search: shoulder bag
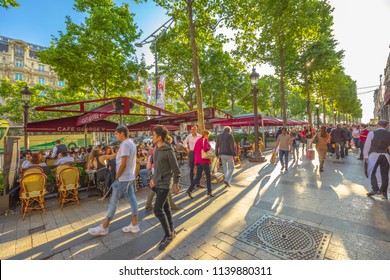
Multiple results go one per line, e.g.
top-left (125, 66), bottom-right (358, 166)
top-left (201, 138), bottom-right (216, 159)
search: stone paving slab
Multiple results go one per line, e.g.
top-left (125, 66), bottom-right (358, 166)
top-left (1, 147), bottom-right (389, 260)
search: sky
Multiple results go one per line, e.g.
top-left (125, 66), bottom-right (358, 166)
top-left (0, 0), bottom-right (389, 123)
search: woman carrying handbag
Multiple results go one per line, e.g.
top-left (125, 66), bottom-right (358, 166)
top-left (187, 130), bottom-right (214, 198)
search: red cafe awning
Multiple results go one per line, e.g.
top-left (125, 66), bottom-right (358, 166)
top-left (212, 115), bottom-right (283, 127)
top-left (150, 124), bottom-right (180, 131)
top-left (27, 116), bottom-right (118, 133)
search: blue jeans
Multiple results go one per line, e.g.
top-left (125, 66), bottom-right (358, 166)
top-left (189, 163), bottom-right (212, 194)
top-left (139, 169), bottom-right (152, 187)
top-left (279, 150), bottom-right (289, 169)
top-left (106, 180), bottom-right (138, 221)
top-left (220, 155), bottom-right (234, 183)
top-left (189, 151), bottom-right (195, 182)
top-left (353, 137), bottom-right (360, 148)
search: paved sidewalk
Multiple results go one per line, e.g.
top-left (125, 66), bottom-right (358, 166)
top-left (1, 148), bottom-right (390, 260)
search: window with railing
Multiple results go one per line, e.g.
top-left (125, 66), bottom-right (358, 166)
top-left (38, 64), bottom-right (45, 72)
top-left (38, 77), bottom-right (45, 84)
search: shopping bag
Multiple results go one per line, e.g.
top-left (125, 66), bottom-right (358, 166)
top-left (270, 152), bottom-right (277, 164)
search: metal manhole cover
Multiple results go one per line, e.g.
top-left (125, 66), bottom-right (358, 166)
top-left (237, 215), bottom-right (332, 260)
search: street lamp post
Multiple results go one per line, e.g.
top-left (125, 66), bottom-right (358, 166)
top-left (21, 85), bottom-right (32, 150)
top-left (315, 100), bottom-right (320, 129)
top-left (135, 18), bottom-right (173, 106)
top-left (249, 68), bottom-right (266, 163)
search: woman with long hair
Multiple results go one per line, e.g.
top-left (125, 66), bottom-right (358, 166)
top-left (312, 125), bottom-right (329, 172)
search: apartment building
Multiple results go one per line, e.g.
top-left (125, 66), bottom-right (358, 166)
top-left (0, 35), bottom-right (65, 88)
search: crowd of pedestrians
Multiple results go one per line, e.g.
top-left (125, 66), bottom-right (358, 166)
top-left (271, 121), bottom-right (389, 200)
top-left (20, 119), bottom-right (389, 252)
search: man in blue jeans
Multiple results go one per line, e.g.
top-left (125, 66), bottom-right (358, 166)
top-left (88, 125), bottom-right (140, 236)
top-left (150, 125), bottom-right (181, 251)
top-left (275, 127), bottom-right (292, 173)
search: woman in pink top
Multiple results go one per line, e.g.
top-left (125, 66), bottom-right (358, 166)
top-left (187, 130), bottom-right (213, 198)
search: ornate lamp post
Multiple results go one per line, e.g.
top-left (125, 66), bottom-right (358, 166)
top-left (249, 68), bottom-right (266, 163)
top-left (21, 85), bottom-right (32, 150)
top-left (315, 100), bottom-right (320, 129)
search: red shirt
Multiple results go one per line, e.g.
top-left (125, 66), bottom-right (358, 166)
top-left (194, 137), bottom-right (211, 165)
top-left (360, 129), bottom-right (369, 143)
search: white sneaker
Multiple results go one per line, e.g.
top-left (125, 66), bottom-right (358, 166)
top-left (122, 224), bottom-right (140, 233)
top-left (88, 224), bottom-right (109, 236)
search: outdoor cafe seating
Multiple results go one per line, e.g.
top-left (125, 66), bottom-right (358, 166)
top-left (19, 172), bottom-right (47, 220)
top-left (57, 167), bottom-right (80, 209)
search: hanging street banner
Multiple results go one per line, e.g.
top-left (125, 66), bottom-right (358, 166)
top-left (156, 74), bottom-right (166, 109)
top-left (146, 79), bottom-right (153, 117)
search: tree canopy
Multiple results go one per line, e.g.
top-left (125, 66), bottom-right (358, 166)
top-left (37, 0), bottom-right (146, 99)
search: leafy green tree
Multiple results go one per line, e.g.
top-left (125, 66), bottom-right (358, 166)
top-left (200, 37), bottom-right (249, 113)
top-left (0, 0), bottom-right (19, 9)
top-left (154, 0), bottom-right (223, 131)
top-left (37, 0), bottom-right (146, 99)
top-left (238, 75), bottom-right (282, 117)
top-left (0, 78), bottom-right (95, 123)
top-left (156, 24), bottom-right (197, 110)
top-left (295, 35), bottom-right (344, 124)
top-left (155, 19), bottom-right (247, 115)
top-left (225, 0), bottom-right (336, 126)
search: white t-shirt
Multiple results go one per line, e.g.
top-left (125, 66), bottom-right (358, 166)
top-left (116, 138), bottom-right (136, 181)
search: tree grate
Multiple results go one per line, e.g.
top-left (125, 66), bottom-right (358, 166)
top-left (237, 215), bottom-right (332, 260)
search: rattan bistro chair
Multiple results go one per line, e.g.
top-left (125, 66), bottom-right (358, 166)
top-left (58, 167), bottom-right (80, 209)
top-left (19, 173), bottom-right (47, 220)
top-left (22, 166), bottom-right (44, 177)
top-left (55, 164), bottom-right (71, 185)
top-left (45, 158), bottom-right (57, 166)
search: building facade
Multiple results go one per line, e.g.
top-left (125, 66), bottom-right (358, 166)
top-left (374, 50), bottom-right (390, 129)
top-left (0, 35), bottom-right (65, 88)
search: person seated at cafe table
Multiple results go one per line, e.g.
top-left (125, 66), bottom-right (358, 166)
top-left (21, 151), bottom-right (33, 170)
top-left (30, 153), bottom-right (46, 167)
top-left (55, 151), bottom-right (75, 165)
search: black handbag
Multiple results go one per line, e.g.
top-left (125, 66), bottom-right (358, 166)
top-left (312, 136), bottom-right (318, 144)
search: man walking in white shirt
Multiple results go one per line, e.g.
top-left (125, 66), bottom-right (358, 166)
top-left (88, 125), bottom-right (140, 236)
top-left (364, 120), bottom-right (390, 200)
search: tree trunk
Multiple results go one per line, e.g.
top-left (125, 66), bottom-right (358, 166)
top-left (304, 67), bottom-right (311, 125)
top-left (187, 1), bottom-right (205, 132)
top-left (322, 97), bottom-right (326, 125)
top-left (279, 43), bottom-right (287, 127)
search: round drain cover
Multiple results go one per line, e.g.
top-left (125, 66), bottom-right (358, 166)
top-left (257, 223), bottom-right (314, 253)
